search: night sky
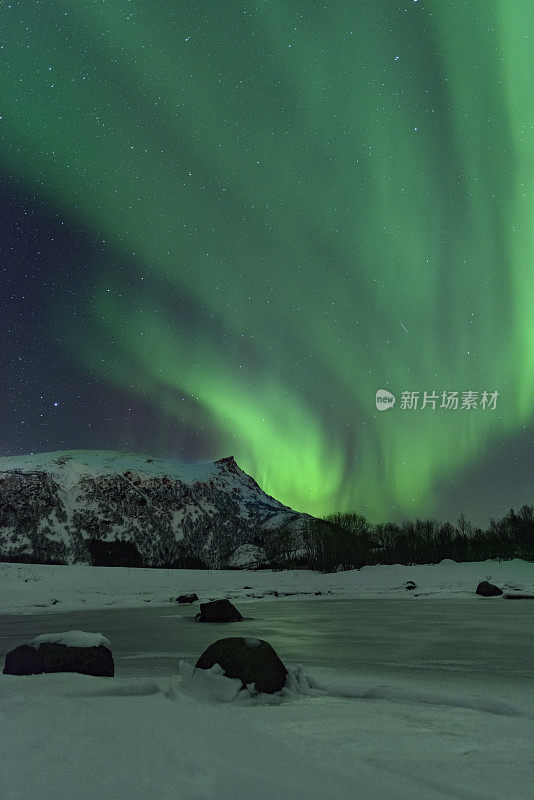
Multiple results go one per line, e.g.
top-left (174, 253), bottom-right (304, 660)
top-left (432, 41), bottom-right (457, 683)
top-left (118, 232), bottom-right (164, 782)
top-left (3, 1), bottom-right (534, 527)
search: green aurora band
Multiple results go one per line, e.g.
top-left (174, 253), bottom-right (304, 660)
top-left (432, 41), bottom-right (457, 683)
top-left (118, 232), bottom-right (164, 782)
top-left (3, 1), bottom-right (534, 520)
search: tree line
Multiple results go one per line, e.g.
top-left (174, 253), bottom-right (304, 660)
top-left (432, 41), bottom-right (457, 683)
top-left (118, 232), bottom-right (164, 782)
top-left (279, 505), bottom-right (534, 572)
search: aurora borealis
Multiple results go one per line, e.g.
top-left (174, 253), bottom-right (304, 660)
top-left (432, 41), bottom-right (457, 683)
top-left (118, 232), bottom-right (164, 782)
top-left (3, 1), bottom-right (534, 525)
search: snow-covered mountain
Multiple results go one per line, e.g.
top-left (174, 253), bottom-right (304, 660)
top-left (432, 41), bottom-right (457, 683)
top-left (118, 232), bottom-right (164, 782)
top-left (0, 450), bottom-right (312, 568)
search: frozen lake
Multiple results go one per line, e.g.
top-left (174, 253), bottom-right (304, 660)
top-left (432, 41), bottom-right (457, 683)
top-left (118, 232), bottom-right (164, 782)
top-left (2, 597), bottom-right (533, 695)
top-left (3, 596), bottom-right (534, 800)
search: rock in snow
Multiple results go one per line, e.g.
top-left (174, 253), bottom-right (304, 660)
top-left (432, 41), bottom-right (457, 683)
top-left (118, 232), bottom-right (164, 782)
top-left (195, 637), bottom-right (288, 693)
top-left (476, 581), bottom-right (503, 597)
top-left (3, 630), bottom-right (114, 676)
top-left (175, 593), bottom-right (199, 604)
top-left (195, 599), bottom-right (243, 623)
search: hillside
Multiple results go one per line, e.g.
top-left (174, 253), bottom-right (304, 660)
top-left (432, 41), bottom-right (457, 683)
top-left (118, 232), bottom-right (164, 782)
top-left (0, 450), bottom-right (311, 568)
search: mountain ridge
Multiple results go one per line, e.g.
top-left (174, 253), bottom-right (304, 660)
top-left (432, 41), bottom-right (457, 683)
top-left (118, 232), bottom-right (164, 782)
top-left (0, 450), bottom-right (312, 568)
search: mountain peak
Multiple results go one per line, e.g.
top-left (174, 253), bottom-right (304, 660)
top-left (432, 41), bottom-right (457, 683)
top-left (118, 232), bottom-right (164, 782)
top-left (215, 455), bottom-right (240, 473)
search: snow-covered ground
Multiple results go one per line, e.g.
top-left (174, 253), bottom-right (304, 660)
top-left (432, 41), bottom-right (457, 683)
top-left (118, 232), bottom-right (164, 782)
top-left (3, 660), bottom-right (533, 800)
top-left (1, 558), bottom-right (533, 615)
top-left (2, 559), bottom-right (534, 800)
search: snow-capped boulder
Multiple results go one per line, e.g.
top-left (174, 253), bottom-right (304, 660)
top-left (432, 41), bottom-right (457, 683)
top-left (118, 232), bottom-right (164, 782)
top-left (3, 630), bottom-right (114, 676)
top-left (195, 599), bottom-right (243, 622)
top-left (195, 637), bottom-right (288, 694)
top-left (476, 581), bottom-right (503, 597)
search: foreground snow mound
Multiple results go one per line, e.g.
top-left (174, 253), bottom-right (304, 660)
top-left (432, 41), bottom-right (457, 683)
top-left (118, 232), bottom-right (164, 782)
top-left (310, 676), bottom-right (534, 720)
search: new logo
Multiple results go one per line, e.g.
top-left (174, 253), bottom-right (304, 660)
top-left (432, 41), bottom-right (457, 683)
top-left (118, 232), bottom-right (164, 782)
top-left (376, 389), bottom-right (396, 411)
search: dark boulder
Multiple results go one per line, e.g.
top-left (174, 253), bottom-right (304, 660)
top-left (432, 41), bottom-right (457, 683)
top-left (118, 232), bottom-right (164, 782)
top-left (175, 593), bottom-right (198, 604)
top-left (405, 581), bottom-right (416, 591)
top-left (476, 581), bottom-right (503, 597)
top-left (3, 643), bottom-right (114, 676)
top-left (195, 637), bottom-right (288, 693)
top-left (195, 599), bottom-right (243, 622)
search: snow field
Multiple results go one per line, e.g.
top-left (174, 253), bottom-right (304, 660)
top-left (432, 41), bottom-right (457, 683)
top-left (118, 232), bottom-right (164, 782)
top-left (1, 558), bottom-right (533, 615)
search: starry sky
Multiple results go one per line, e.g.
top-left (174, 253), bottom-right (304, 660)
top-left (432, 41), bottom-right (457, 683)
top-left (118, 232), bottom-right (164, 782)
top-left (3, 0), bottom-right (534, 527)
